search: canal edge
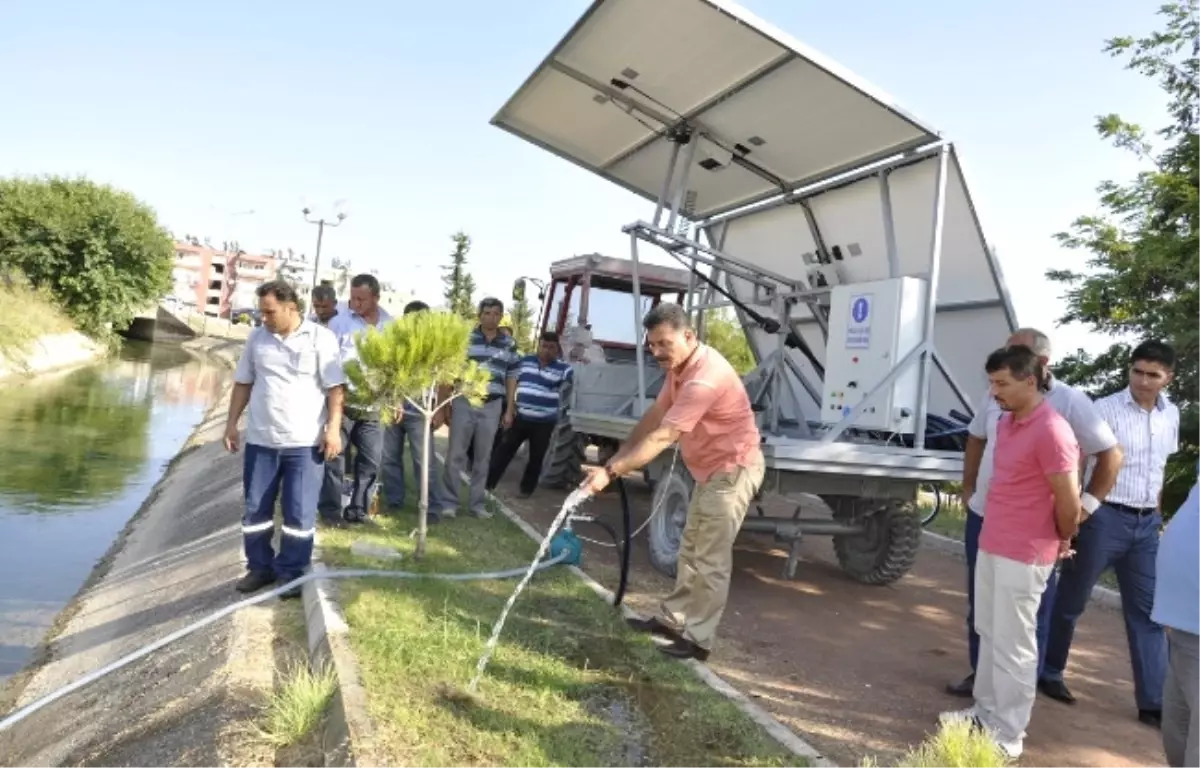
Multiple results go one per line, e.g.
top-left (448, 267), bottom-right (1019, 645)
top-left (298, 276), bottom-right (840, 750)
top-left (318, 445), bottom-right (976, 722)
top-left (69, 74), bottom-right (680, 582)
top-left (0, 337), bottom-right (244, 719)
top-left (302, 559), bottom-right (378, 767)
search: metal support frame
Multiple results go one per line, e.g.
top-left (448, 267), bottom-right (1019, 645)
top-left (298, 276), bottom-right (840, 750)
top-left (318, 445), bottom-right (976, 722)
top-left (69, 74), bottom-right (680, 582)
top-left (629, 232), bottom-right (648, 417)
top-left (652, 141), bottom-right (682, 229)
top-left (878, 169), bottom-right (900, 278)
top-left (911, 145), bottom-right (951, 448)
top-left (667, 137), bottom-right (700, 233)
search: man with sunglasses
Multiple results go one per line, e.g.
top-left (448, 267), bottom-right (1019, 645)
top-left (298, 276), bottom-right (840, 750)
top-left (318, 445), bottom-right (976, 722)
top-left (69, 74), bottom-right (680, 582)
top-left (1041, 341), bottom-right (1181, 727)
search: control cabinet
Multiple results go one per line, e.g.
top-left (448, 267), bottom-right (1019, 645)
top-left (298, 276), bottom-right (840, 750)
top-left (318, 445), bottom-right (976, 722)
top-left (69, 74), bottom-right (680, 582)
top-left (820, 276), bottom-right (928, 433)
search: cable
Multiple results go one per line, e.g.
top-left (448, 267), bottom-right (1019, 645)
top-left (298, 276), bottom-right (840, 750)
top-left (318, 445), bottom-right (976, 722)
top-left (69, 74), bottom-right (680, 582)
top-left (572, 447), bottom-right (679, 548)
top-left (0, 552), bottom-right (571, 733)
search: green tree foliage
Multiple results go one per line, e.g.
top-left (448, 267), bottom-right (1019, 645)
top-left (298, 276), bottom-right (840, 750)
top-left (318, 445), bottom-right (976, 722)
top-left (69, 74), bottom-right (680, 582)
top-left (0, 176), bottom-right (174, 338)
top-left (343, 310), bottom-right (490, 556)
top-left (441, 231), bottom-right (477, 320)
top-left (704, 309), bottom-right (755, 375)
top-left (505, 297), bottom-right (536, 354)
top-left (1047, 2), bottom-right (1198, 511)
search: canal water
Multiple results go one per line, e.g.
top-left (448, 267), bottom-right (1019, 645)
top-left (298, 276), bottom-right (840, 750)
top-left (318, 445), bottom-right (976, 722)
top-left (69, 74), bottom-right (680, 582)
top-left (0, 342), bottom-right (226, 681)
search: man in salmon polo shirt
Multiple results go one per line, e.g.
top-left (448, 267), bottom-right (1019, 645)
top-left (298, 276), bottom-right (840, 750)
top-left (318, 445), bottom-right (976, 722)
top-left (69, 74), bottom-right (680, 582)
top-left (579, 302), bottom-right (763, 662)
top-left (941, 344), bottom-right (1083, 760)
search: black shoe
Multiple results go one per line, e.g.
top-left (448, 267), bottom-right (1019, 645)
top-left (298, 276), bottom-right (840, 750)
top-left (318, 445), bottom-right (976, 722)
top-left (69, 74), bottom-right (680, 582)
top-left (517, 489), bottom-right (533, 499)
top-left (235, 570), bottom-right (277, 594)
top-left (344, 511), bottom-right (371, 525)
top-left (1138, 709), bottom-right (1162, 728)
top-left (625, 615), bottom-right (681, 639)
top-left (945, 673), bottom-right (975, 697)
top-left (1038, 678), bottom-right (1076, 704)
top-left (658, 637), bottom-right (710, 662)
top-left (319, 515), bottom-right (347, 529)
top-left (279, 585), bottom-right (303, 600)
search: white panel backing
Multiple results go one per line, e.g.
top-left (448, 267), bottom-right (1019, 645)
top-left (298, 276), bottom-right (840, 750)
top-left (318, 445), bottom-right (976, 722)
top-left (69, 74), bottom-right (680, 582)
top-left (492, 0), bottom-right (941, 219)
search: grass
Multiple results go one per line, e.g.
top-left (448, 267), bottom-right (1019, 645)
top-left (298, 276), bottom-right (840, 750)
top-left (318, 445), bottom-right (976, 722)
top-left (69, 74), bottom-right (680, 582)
top-left (316, 498), bottom-right (795, 767)
top-left (862, 720), bottom-right (1011, 767)
top-left (0, 272), bottom-right (74, 365)
top-left (259, 660), bottom-right (337, 747)
top-left (922, 496), bottom-right (1121, 591)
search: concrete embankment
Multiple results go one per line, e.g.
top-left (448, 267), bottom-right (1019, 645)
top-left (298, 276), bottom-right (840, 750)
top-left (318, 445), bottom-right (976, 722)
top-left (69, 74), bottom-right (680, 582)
top-left (0, 338), bottom-right (277, 767)
top-left (0, 331), bottom-right (103, 380)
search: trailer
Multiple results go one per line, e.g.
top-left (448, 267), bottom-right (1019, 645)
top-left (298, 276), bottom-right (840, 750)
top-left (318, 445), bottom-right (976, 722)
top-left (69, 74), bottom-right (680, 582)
top-left (496, 0), bottom-right (1017, 585)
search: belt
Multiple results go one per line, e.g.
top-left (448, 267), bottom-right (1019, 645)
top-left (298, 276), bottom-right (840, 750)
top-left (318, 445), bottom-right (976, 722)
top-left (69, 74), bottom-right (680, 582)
top-left (1107, 501), bottom-right (1157, 516)
top-left (484, 394), bottom-right (504, 404)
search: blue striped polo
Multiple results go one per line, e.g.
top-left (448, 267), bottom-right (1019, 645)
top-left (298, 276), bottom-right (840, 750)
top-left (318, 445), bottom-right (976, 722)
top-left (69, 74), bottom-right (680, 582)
top-left (468, 327), bottom-right (521, 401)
top-left (514, 355), bottom-right (573, 423)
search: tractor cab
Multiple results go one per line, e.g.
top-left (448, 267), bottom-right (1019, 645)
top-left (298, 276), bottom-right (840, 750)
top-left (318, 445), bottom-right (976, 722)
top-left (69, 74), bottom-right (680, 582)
top-left (513, 253), bottom-right (692, 365)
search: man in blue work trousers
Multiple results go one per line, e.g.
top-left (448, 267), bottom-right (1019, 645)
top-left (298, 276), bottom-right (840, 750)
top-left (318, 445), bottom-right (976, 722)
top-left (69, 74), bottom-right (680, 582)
top-left (224, 280), bottom-right (345, 598)
top-left (946, 328), bottom-right (1123, 697)
top-left (1041, 341), bottom-right (1180, 726)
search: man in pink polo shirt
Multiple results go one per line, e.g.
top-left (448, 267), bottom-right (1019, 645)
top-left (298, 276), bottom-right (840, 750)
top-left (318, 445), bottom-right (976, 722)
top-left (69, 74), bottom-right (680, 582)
top-left (942, 345), bottom-right (1082, 759)
top-left (580, 302), bottom-right (763, 661)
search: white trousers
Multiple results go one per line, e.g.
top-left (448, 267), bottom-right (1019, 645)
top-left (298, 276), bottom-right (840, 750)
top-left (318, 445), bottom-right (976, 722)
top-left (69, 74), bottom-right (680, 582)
top-left (973, 550), bottom-right (1053, 746)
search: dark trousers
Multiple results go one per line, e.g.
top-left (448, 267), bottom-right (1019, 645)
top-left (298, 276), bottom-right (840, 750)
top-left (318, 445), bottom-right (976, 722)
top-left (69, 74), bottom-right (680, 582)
top-left (966, 510), bottom-right (1057, 675)
top-left (319, 409), bottom-right (382, 522)
top-left (1042, 503), bottom-right (1166, 710)
top-left (242, 444), bottom-right (324, 581)
top-left (486, 416), bottom-right (556, 495)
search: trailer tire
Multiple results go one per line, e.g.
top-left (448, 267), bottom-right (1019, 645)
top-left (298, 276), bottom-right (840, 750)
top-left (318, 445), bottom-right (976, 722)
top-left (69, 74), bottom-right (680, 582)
top-left (538, 422), bottom-right (587, 489)
top-left (648, 471), bottom-right (692, 578)
top-left (831, 499), bottom-right (921, 586)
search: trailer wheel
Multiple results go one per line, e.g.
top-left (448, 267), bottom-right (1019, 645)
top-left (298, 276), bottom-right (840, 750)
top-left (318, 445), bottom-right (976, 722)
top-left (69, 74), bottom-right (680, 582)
top-left (647, 471), bottom-right (692, 578)
top-left (538, 422), bottom-right (586, 489)
top-left (830, 499), bottom-right (921, 585)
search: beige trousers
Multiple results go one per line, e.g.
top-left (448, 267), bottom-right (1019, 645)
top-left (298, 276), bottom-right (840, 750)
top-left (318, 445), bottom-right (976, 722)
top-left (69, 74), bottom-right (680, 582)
top-left (659, 450), bottom-right (765, 650)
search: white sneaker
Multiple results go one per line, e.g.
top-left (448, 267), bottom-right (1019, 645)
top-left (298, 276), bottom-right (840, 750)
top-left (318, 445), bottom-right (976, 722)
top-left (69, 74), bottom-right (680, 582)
top-left (993, 736), bottom-right (1023, 760)
top-left (938, 707), bottom-right (979, 726)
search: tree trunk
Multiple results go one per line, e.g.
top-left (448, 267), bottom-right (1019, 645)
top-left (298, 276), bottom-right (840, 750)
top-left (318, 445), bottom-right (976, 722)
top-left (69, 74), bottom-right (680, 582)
top-left (416, 413), bottom-right (432, 559)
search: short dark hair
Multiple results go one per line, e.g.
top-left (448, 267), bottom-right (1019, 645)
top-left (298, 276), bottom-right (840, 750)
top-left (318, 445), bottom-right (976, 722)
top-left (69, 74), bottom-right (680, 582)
top-left (540, 331), bottom-right (560, 344)
top-left (985, 344), bottom-right (1044, 384)
top-left (403, 300), bottom-right (429, 315)
top-left (479, 297), bottom-right (503, 315)
top-left (350, 273), bottom-right (381, 297)
top-left (312, 284), bottom-right (337, 303)
top-left (642, 302), bottom-right (690, 332)
top-left (1130, 340), bottom-right (1176, 371)
top-left (256, 280), bottom-right (300, 305)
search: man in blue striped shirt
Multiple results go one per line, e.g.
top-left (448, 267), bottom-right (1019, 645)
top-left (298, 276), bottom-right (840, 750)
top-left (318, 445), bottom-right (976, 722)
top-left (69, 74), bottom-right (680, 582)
top-left (487, 332), bottom-right (572, 499)
top-left (434, 297), bottom-right (519, 518)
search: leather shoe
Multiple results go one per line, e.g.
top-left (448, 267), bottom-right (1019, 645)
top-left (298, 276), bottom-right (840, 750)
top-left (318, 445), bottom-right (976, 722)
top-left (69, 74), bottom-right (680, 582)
top-left (1138, 709), bottom-right (1162, 728)
top-left (945, 673), bottom-right (975, 698)
top-left (625, 615), bottom-right (681, 639)
top-left (235, 570), bottom-right (277, 594)
top-left (658, 637), bottom-right (710, 661)
top-left (1038, 678), bottom-right (1076, 704)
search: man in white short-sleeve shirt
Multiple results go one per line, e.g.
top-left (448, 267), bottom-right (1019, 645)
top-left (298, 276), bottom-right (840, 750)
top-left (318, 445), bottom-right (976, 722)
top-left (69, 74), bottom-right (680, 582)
top-left (946, 328), bottom-right (1123, 697)
top-left (224, 280), bottom-right (346, 598)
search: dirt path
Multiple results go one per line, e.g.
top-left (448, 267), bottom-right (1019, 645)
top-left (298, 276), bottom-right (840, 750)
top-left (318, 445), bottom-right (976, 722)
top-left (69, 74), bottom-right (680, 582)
top-left (486, 455), bottom-right (1165, 767)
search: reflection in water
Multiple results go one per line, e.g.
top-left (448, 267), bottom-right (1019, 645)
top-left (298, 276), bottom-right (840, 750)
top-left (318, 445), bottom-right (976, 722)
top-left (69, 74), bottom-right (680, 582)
top-left (0, 342), bottom-right (226, 680)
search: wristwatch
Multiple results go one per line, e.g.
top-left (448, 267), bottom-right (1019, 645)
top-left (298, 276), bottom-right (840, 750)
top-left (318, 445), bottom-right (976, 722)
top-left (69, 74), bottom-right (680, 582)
top-left (1081, 492), bottom-right (1101, 516)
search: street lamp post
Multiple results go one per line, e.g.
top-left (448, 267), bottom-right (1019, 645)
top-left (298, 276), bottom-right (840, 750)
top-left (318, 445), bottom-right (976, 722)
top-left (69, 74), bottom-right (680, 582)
top-left (302, 208), bottom-right (347, 290)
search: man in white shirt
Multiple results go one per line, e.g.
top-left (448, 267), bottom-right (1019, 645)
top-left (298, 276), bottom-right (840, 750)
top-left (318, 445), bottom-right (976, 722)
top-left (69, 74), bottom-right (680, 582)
top-left (946, 328), bottom-right (1124, 697)
top-left (224, 280), bottom-right (345, 597)
top-left (1041, 341), bottom-right (1180, 726)
top-left (322, 274), bottom-right (393, 524)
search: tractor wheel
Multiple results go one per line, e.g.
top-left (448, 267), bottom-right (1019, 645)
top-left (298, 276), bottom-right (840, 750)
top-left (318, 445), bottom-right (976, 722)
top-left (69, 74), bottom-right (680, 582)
top-left (829, 498), bottom-right (921, 585)
top-left (538, 422), bottom-right (587, 489)
top-left (647, 471), bottom-right (693, 578)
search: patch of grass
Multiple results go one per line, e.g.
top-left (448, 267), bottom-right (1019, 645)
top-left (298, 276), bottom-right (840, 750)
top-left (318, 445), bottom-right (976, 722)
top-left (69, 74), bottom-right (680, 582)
top-left (259, 660), bottom-right (337, 748)
top-left (898, 720), bottom-right (1011, 767)
top-left (0, 272), bottom-right (74, 365)
top-left (317, 501), bottom-right (794, 767)
top-left (921, 498), bottom-right (1120, 591)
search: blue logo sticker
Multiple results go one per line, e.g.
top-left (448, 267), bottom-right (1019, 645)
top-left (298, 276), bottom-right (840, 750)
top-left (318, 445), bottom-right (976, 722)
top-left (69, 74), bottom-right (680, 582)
top-left (851, 297), bottom-right (870, 323)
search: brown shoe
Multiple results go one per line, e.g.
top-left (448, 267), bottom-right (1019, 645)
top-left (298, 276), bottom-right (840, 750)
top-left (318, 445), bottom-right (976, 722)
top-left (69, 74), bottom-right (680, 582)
top-left (658, 637), bottom-right (710, 662)
top-left (625, 615), bottom-right (681, 639)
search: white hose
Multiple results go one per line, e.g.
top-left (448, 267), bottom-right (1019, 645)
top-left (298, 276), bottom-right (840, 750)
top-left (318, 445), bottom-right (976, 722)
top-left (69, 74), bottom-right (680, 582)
top-left (574, 446), bottom-right (678, 548)
top-left (0, 552), bottom-right (570, 733)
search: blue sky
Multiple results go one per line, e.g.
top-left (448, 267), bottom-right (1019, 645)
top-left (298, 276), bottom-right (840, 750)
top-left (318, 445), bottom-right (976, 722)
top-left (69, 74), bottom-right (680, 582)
top-left (0, 0), bottom-right (1165, 357)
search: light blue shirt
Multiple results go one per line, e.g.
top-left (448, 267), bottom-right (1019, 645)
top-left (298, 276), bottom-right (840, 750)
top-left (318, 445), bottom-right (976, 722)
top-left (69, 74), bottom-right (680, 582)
top-left (1152, 472), bottom-right (1199, 635)
top-left (326, 306), bottom-right (393, 394)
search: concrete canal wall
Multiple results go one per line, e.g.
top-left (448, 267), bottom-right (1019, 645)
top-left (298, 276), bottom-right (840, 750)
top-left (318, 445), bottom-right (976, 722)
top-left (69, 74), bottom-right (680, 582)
top-left (0, 338), bottom-right (265, 766)
top-left (0, 331), bottom-right (103, 381)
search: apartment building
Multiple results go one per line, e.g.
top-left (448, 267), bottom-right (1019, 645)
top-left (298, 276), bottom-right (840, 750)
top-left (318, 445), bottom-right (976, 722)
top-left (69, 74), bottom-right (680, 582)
top-left (170, 241), bottom-right (278, 318)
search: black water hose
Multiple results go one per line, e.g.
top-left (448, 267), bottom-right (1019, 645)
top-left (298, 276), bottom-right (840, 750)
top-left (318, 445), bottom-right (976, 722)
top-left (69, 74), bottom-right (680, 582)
top-left (572, 477), bottom-right (634, 607)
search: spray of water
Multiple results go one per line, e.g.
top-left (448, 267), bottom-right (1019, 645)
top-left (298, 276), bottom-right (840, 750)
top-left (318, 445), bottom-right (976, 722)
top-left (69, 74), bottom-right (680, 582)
top-left (467, 488), bottom-right (592, 693)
